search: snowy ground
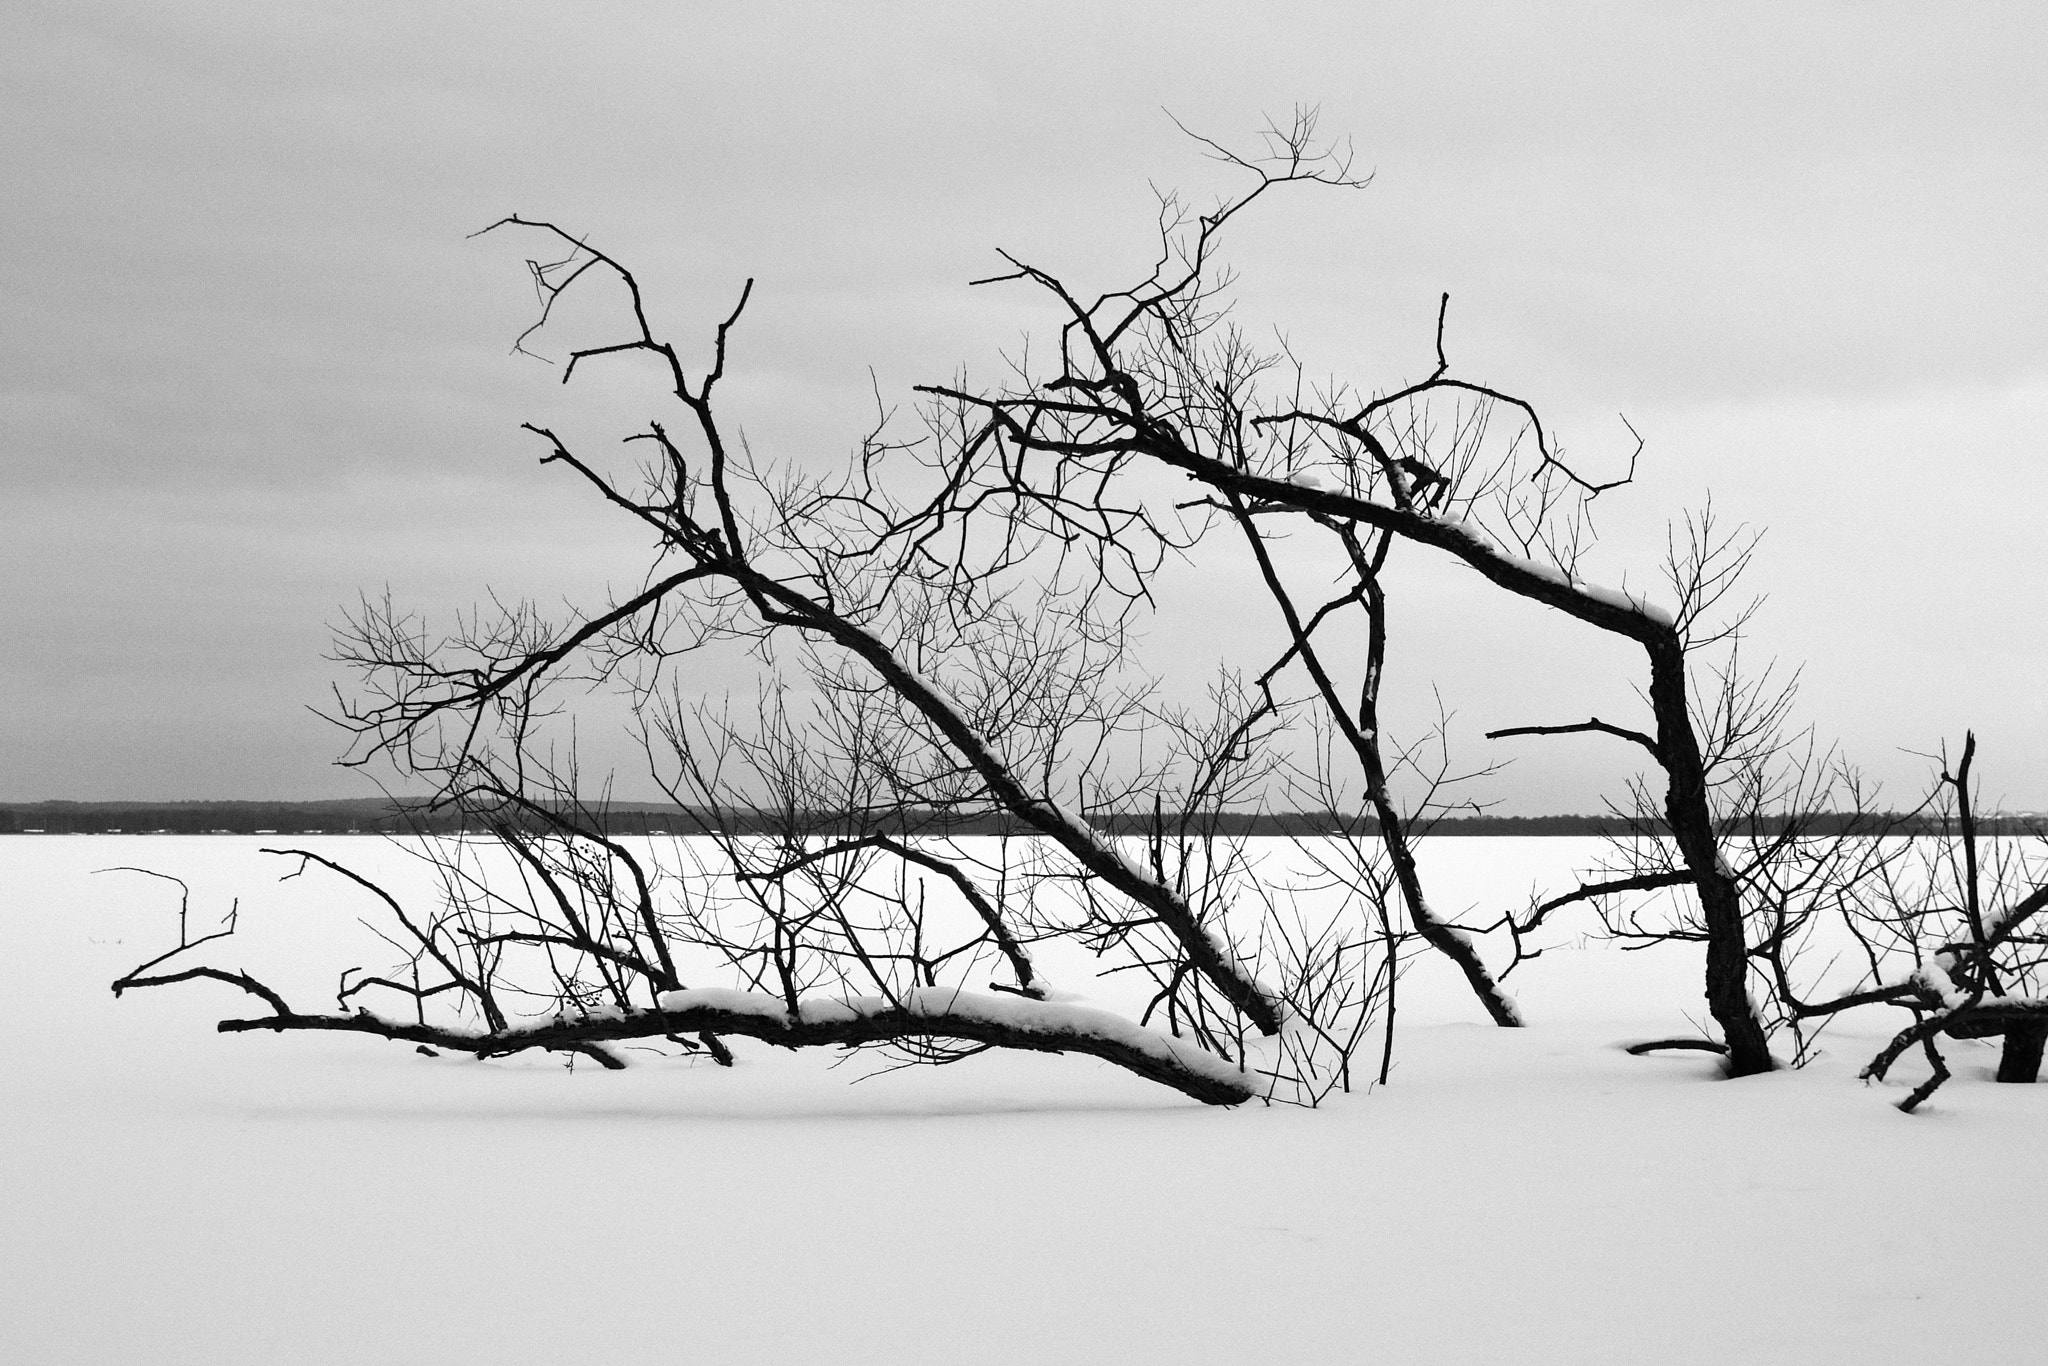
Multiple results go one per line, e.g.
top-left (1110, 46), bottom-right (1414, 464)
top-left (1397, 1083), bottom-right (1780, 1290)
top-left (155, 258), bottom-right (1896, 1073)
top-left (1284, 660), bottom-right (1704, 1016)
top-left (5, 836), bottom-right (2042, 1364)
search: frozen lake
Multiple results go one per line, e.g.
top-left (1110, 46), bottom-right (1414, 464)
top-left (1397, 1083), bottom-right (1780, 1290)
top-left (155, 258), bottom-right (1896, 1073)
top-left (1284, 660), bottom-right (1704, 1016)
top-left (4, 835), bottom-right (2041, 1363)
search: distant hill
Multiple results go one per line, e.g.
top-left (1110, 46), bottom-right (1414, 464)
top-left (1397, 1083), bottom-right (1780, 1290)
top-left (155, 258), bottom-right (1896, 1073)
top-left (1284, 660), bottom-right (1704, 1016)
top-left (2, 800), bottom-right (2041, 838)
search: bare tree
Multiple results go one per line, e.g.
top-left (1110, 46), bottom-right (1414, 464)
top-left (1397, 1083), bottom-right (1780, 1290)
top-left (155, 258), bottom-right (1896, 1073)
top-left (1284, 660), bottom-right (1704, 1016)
top-left (1564, 685), bottom-right (2048, 1112)
top-left (1772, 734), bottom-right (2048, 1110)
top-left (129, 110), bottom-right (1956, 1100)
top-left (888, 114), bottom-right (1781, 1069)
top-left (113, 120), bottom-right (1444, 1105)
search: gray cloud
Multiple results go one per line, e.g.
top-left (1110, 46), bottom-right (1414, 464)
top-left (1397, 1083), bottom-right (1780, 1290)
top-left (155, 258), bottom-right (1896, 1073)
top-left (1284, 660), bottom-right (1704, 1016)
top-left (4, 0), bottom-right (2042, 806)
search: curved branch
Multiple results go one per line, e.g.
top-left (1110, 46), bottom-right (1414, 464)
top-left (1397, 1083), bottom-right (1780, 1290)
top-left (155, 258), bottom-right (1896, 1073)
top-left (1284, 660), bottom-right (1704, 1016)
top-left (1487, 718), bottom-right (1663, 762)
top-left (1528, 871), bottom-right (1695, 923)
top-left (113, 965), bottom-right (291, 1017)
top-left (201, 988), bottom-right (1257, 1106)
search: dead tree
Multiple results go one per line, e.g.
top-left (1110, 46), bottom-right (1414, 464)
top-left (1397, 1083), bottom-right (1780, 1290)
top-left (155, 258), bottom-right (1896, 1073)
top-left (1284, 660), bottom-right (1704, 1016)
top-left (1587, 705), bottom-right (2048, 1110)
top-left (1778, 734), bottom-right (2048, 1111)
top-left (905, 114), bottom-right (1780, 1063)
top-left (116, 111), bottom-right (1892, 1095)
top-left (902, 118), bottom-right (1547, 1029)
top-left (1237, 457), bottom-right (1777, 1073)
top-left (1468, 519), bottom-right (1829, 1061)
top-left (113, 125), bottom-right (1428, 1104)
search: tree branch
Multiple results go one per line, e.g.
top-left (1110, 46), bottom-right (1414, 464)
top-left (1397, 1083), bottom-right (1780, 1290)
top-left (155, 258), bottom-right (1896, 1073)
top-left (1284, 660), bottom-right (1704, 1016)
top-left (1486, 718), bottom-right (1663, 762)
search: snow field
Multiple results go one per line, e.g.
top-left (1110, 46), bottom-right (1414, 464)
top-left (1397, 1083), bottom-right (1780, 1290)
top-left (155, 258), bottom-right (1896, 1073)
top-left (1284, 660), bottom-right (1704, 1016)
top-left (4, 836), bottom-right (2042, 1364)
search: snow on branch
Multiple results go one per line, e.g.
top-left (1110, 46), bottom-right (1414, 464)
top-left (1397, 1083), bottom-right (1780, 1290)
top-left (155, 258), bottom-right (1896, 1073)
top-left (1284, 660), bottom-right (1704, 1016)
top-left (1425, 514), bottom-right (1674, 627)
top-left (190, 984), bottom-right (1258, 1106)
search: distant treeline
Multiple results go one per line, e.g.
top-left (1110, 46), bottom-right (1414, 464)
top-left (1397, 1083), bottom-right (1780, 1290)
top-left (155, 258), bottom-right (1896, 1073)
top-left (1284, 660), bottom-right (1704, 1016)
top-left (3, 800), bottom-right (2043, 839)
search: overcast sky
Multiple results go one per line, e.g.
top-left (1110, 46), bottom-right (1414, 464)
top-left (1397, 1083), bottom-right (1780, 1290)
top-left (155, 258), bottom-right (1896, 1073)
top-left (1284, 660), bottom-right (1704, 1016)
top-left (5, 1), bottom-right (2045, 812)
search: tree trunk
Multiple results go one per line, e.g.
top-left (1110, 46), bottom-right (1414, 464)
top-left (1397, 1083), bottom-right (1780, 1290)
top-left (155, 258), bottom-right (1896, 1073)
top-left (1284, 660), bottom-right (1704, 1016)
top-left (1997, 1021), bottom-right (2047, 1083)
top-left (1646, 638), bottom-right (1775, 1076)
